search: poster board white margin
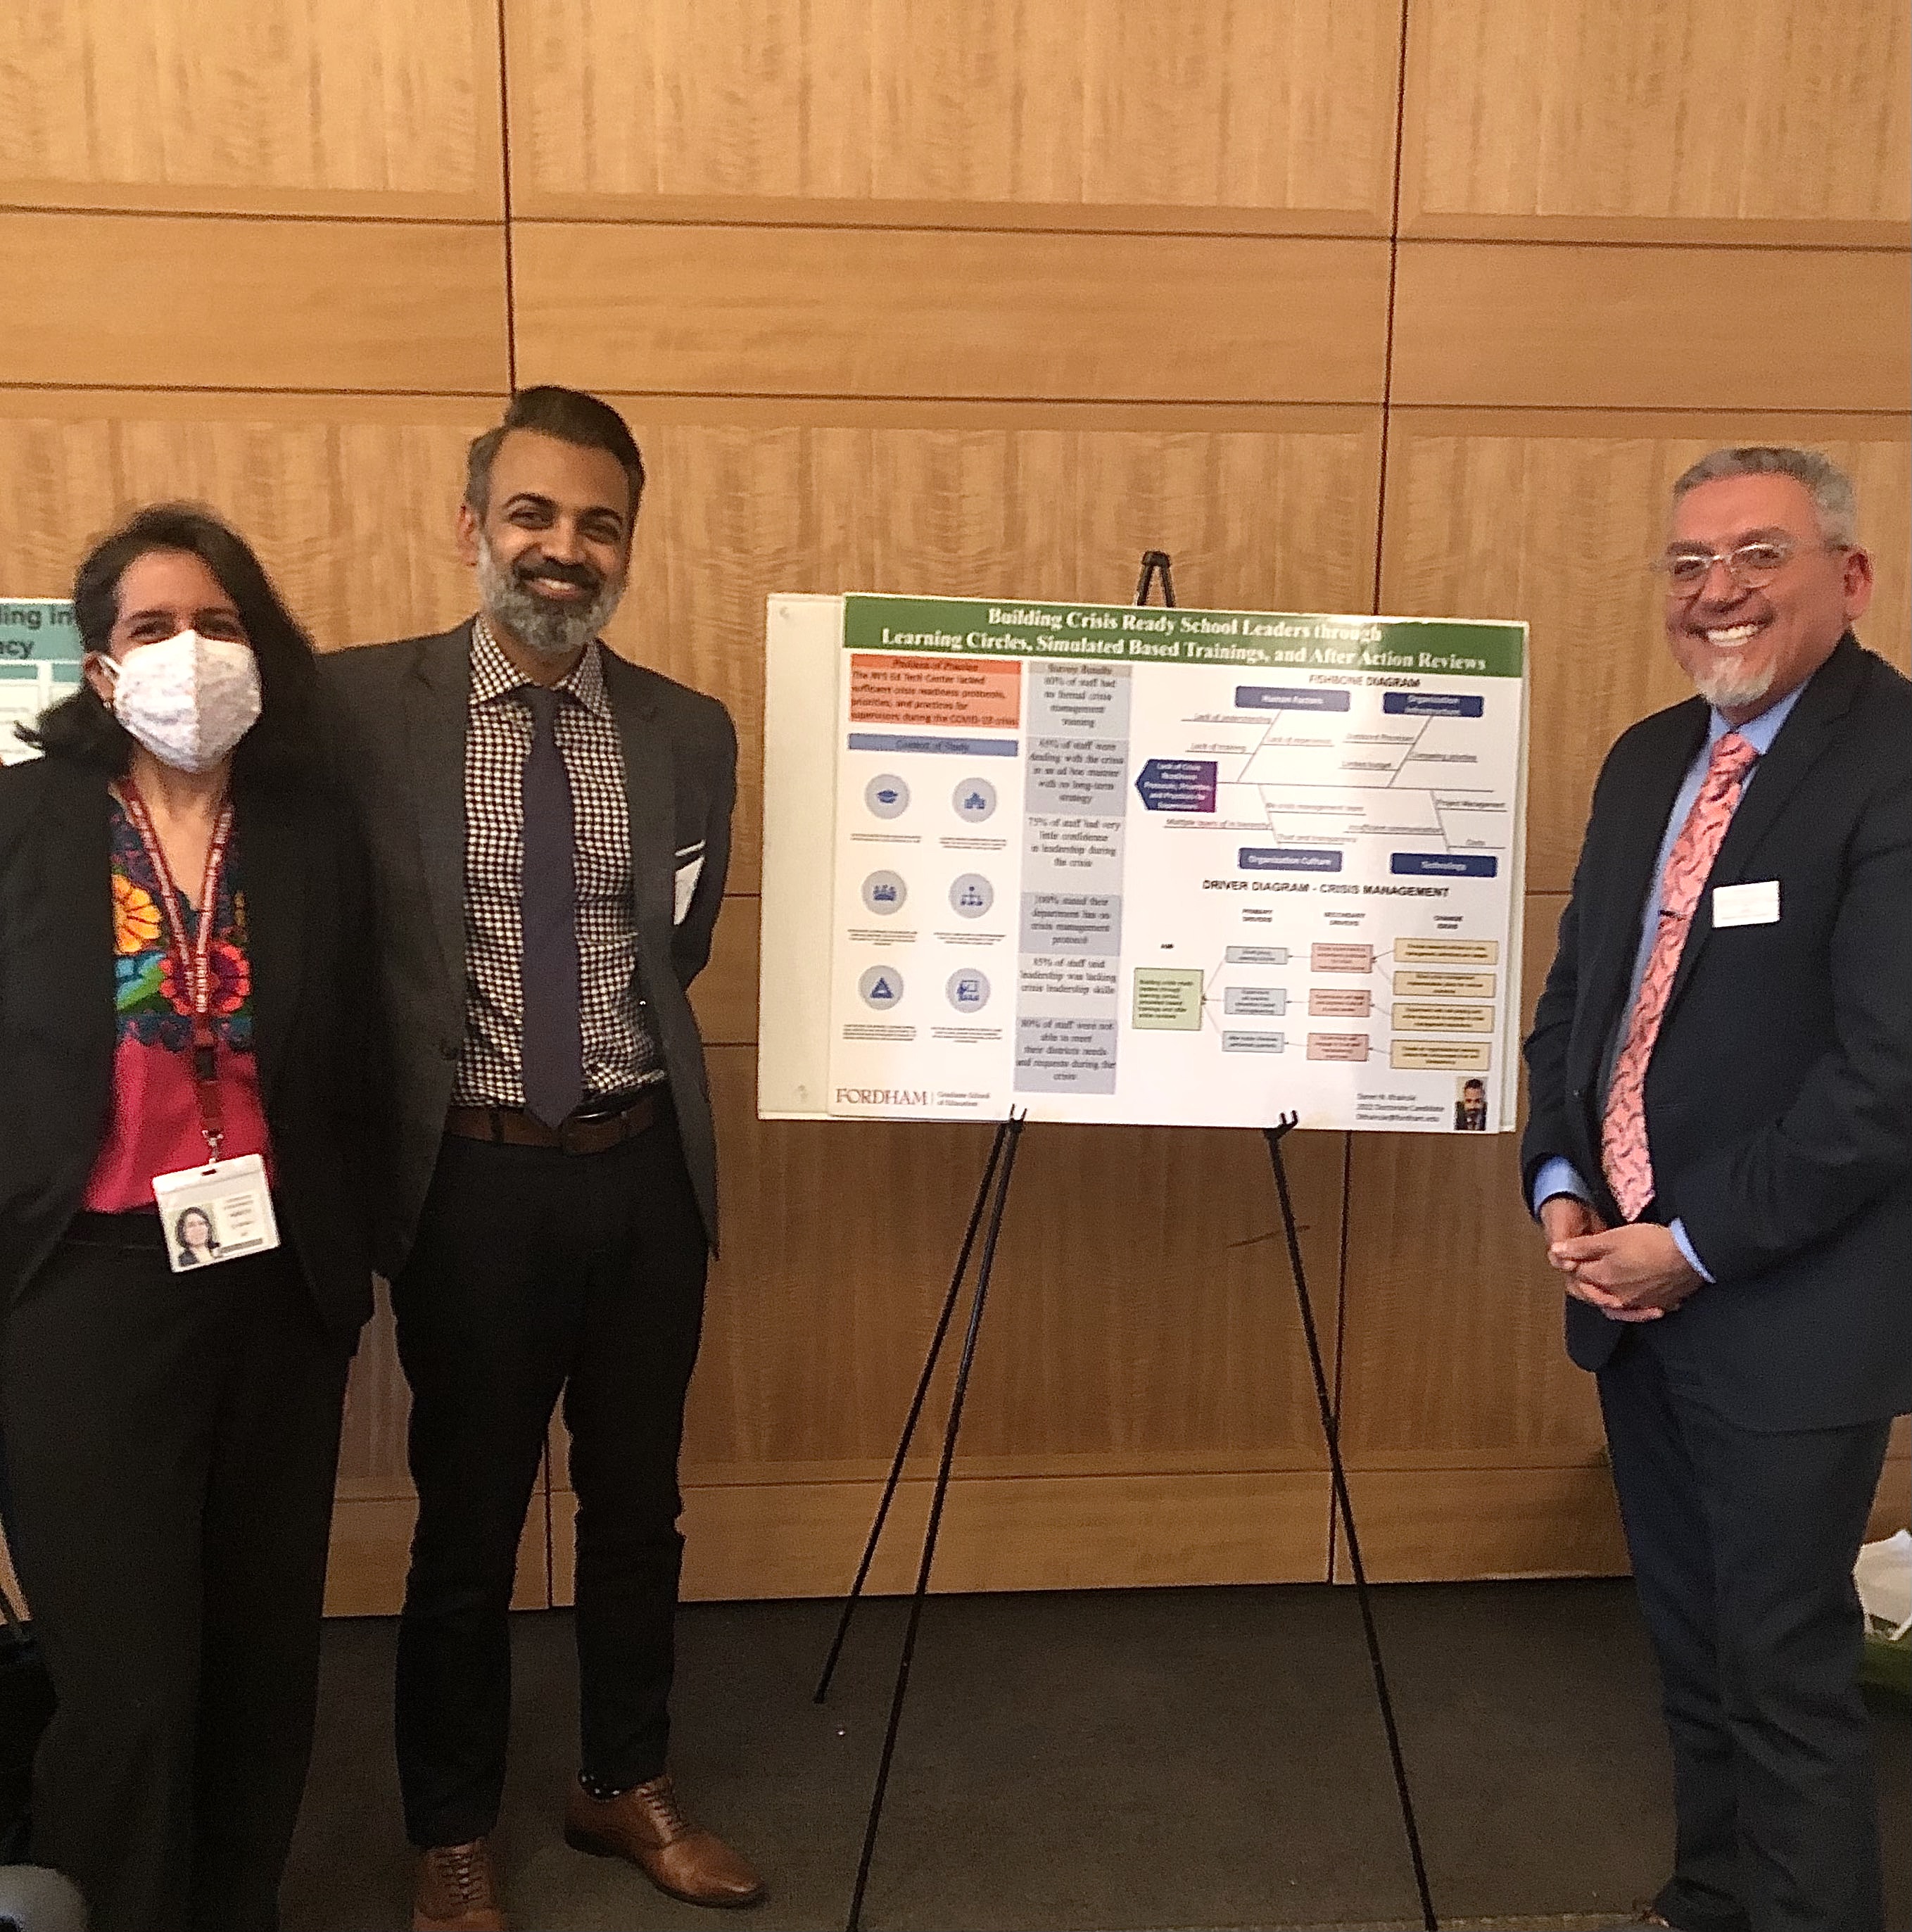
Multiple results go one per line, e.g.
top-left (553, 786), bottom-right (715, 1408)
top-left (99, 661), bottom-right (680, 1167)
top-left (1501, 641), bottom-right (1531, 1126)
top-left (756, 595), bottom-right (845, 1120)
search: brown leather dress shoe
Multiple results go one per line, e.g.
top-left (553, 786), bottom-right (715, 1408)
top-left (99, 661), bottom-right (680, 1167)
top-left (412, 1837), bottom-right (507, 1931)
top-left (564, 1773), bottom-right (766, 1908)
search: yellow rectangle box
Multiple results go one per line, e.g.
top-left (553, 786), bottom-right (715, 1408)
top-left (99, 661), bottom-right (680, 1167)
top-left (1394, 970), bottom-right (1497, 999)
top-left (1390, 1040), bottom-right (1492, 1072)
top-left (1393, 1003), bottom-right (1495, 1034)
top-left (1395, 937), bottom-right (1498, 965)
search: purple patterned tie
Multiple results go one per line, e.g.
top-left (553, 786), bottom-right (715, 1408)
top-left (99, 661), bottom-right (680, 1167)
top-left (520, 686), bottom-right (583, 1128)
top-left (1600, 731), bottom-right (1759, 1219)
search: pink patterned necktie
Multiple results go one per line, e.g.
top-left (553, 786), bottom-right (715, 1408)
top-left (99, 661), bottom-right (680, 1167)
top-left (1600, 730), bottom-right (1760, 1220)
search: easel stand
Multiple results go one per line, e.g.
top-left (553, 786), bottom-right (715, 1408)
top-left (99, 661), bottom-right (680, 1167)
top-left (815, 553), bottom-right (1437, 1931)
top-left (814, 1111), bottom-right (1030, 1932)
top-left (816, 1112), bottom-right (1437, 1932)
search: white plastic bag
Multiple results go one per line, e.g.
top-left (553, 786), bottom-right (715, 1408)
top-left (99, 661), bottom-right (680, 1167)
top-left (1855, 1529), bottom-right (1912, 1640)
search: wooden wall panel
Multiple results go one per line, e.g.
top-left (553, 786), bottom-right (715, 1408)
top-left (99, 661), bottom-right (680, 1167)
top-left (1391, 243), bottom-right (1911, 412)
top-left (0, 0), bottom-right (502, 217)
top-left (3, 213), bottom-right (507, 393)
top-left (507, 0), bottom-right (1402, 232)
top-left (514, 227), bottom-right (1391, 403)
top-left (1338, 1466), bottom-right (1628, 1582)
top-left (680, 1047), bottom-right (1346, 1475)
top-left (0, 392), bottom-right (497, 649)
top-left (689, 895), bottom-right (763, 1048)
top-left (602, 401), bottom-right (1383, 890)
top-left (556, 1470), bottom-right (1334, 1603)
top-left (1400, 0), bottom-right (1912, 241)
top-left (1379, 411), bottom-right (1912, 895)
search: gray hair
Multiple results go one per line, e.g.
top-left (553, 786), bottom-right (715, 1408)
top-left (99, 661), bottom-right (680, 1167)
top-left (1671, 446), bottom-right (1859, 548)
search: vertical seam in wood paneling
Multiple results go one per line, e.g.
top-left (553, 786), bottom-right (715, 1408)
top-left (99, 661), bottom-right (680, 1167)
top-left (1369, 0), bottom-right (1414, 612)
top-left (496, 0), bottom-right (520, 393)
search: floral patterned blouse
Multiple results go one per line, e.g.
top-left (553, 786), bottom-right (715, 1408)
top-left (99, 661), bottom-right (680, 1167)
top-left (82, 793), bottom-right (274, 1213)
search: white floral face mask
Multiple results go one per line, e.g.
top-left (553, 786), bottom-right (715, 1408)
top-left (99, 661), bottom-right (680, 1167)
top-left (99, 629), bottom-right (262, 773)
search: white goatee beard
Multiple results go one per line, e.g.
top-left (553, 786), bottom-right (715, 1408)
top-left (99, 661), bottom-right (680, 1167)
top-left (476, 535), bottom-right (623, 659)
top-left (1690, 657), bottom-right (1775, 712)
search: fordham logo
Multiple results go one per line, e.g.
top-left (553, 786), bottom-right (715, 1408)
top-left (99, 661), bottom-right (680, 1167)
top-left (835, 1087), bottom-right (930, 1106)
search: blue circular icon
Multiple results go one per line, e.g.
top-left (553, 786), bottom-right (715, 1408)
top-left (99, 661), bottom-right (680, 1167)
top-left (861, 870), bottom-right (908, 915)
top-left (952, 777), bottom-right (997, 823)
top-left (945, 968), bottom-right (990, 1014)
top-left (859, 966), bottom-right (905, 1011)
top-left (949, 873), bottom-right (994, 919)
top-left (865, 774), bottom-right (911, 820)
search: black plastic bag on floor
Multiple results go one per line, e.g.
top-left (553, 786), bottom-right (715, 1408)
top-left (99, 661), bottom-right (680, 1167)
top-left (0, 1587), bottom-right (53, 1867)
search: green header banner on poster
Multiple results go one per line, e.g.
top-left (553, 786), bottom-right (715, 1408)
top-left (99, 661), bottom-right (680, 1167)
top-left (845, 593), bottom-right (1525, 679)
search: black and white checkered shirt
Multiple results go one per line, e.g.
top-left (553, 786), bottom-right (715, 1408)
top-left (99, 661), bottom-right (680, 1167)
top-left (452, 614), bottom-right (664, 1108)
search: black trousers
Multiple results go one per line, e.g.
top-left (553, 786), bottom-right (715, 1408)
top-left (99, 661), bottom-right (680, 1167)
top-left (0, 1219), bottom-right (350, 1932)
top-left (1598, 1327), bottom-right (1893, 1932)
top-left (391, 1104), bottom-right (709, 1848)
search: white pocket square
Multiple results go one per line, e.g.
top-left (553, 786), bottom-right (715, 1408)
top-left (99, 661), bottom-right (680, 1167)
top-left (673, 855), bottom-right (704, 926)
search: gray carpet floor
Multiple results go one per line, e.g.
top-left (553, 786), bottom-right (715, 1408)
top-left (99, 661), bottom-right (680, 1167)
top-left (283, 1581), bottom-right (1910, 1932)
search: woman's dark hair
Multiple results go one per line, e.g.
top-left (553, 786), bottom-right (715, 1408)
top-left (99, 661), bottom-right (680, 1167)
top-left (174, 1206), bottom-right (217, 1254)
top-left (20, 503), bottom-right (319, 783)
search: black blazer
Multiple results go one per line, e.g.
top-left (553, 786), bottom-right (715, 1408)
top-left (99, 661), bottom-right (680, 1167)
top-left (0, 754), bottom-right (379, 1343)
top-left (318, 624), bottom-right (736, 1273)
top-left (1522, 635), bottom-right (1912, 1432)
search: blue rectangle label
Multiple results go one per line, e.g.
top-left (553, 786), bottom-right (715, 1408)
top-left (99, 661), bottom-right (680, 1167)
top-left (1240, 847), bottom-right (1343, 873)
top-left (1234, 687), bottom-right (1351, 712)
top-left (1382, 692), bottom-right (1484, 717)
top-left (847, 733), bottom-right (1020, 757)
top-left (1391, 852), bottom-right (1498, 878)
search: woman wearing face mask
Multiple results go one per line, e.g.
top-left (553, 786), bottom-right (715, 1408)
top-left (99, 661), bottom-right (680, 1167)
top-left (0, 505), bottom-right (379, 1932)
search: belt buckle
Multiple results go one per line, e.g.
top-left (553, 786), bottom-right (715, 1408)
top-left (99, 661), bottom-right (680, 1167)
top-left (557, 1112), bottom-right (597, 1156)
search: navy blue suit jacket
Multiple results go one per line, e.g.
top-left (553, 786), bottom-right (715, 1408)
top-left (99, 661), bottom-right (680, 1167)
top-left (1521, 634), bottom-right (1912, 1432)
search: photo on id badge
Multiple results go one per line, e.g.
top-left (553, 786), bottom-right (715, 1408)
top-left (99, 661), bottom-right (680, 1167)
top-left (151, 1153), bottom-right (281, 1275)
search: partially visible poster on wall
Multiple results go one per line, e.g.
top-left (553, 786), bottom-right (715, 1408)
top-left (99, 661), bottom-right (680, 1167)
top-left (0, 600), bottom-right (83, 764)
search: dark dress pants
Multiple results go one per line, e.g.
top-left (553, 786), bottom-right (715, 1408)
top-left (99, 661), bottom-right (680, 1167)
top-left (0, 1218), bottom-right (350, 1932)
top-left (1598, 1325), bottom-right (1892, 1932)
top-left (391, 1104), bottom-right (708, 1848)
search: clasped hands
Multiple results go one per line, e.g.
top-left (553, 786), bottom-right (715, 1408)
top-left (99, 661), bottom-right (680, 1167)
top-left (1537, 1196), bottom-right (1702, 1321)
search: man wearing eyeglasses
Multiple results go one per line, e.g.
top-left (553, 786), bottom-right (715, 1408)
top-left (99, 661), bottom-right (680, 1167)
top-left (1523, 447), bottom-right (1911, 1932)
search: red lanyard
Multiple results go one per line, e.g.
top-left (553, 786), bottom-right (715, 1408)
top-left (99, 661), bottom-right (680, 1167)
top-left (119, 778), bottom-right (236, 1161)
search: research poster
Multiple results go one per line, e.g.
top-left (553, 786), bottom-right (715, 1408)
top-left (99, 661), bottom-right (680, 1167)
top-left (760, 593), bottom-right (1528, 1135)
top-left (0, 599), bottom-right (83, 764)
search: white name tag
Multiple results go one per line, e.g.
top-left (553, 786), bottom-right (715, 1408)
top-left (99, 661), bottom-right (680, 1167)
top-left (1712, 879), bottom-right (1780, 928)
top-left (151, 1153), bottom-right (281, 1274)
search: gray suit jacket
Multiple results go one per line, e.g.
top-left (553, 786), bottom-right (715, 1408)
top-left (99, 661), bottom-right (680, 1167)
top-left (319, 621), bottom-right (736, 1273)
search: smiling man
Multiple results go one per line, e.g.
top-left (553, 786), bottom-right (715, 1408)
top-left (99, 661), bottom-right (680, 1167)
top-left (322, 389), bottom-right (759, 1929)
top-left (1523, 447), bottom-right (1912, 1932)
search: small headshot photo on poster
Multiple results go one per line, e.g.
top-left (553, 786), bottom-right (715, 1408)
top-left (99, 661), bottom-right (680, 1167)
top-left (1454, 1077), bottom-right (1488, 1131)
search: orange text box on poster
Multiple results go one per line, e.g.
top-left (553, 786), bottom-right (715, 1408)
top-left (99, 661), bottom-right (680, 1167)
top-left (850, 653), bottom-right (1022, 730)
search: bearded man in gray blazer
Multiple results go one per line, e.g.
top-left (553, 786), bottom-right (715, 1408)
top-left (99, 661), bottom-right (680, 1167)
top-left (322, 387), bottom-right (761, 1931)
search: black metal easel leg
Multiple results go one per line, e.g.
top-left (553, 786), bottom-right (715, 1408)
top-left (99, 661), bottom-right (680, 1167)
top-left (816, 1116), bottom-right (1013, 1703)
top-left (1264, 1116), bottom-right (1439, 1932)
top-left (843, 1112), bottom-right (1028, 1932)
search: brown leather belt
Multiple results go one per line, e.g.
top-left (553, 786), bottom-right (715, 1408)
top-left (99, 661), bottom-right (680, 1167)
top-left (445, 1087), bottom-right (661, 1155)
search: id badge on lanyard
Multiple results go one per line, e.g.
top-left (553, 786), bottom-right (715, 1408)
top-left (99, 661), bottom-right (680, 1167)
top-left (120, 781), bottom-right (281, 1275)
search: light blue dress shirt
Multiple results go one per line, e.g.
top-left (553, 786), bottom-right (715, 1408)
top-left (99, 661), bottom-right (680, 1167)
top-left (1531, 680), bottom-right (1809, 1278)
